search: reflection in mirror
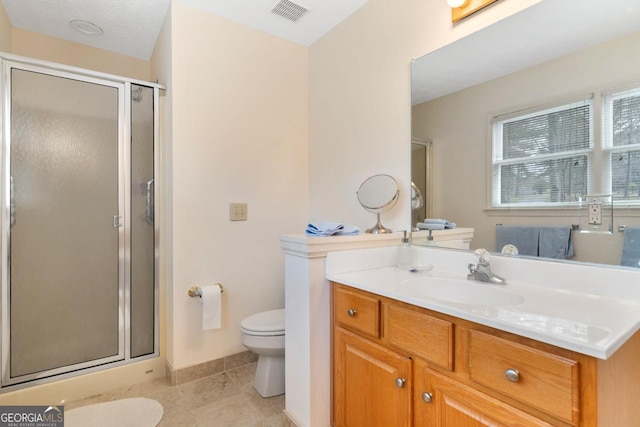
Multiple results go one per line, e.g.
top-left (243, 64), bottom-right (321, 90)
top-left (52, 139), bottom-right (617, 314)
top-left (410, 182), bottom-right (424, 230)
top-left (621, 227), bottom-right (640, 268)
top-left (411, 139), bottom-right (431, 229)
top-left (356, 174), bottom-right (399, 234)
top-left (411, 0), bottom-right (640, 267)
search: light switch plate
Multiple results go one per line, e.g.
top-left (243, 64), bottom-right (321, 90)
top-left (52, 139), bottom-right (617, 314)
top-left (230, 203), bottom-right (248, 221)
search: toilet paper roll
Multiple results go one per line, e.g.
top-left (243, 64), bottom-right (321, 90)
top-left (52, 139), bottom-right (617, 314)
top-left (200, 284), bottom-right (221, 330)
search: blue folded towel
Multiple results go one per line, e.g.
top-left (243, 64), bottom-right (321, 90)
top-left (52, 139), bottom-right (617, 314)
top-left (423, 218), bottom-right (456, 229)
top-left (621, 227), bottom-right (640, 268)
top-left (496, 226), bottom-right (539, 256)
top-left (336, 225), bottom-right (360, 236)
top-left (417, 222), bottom-right (445, 230)
top-left (305, 222), bottom-right (360, 237)
top-left (539, 226), bottom-right (574, 259)
top-left (423, 218), bottom-right (446, 224)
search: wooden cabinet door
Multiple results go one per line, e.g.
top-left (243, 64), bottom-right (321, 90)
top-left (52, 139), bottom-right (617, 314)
top-left (334, 327), bottom-right (411, 427)
top-left (414, 361), bottom-right (553, 427)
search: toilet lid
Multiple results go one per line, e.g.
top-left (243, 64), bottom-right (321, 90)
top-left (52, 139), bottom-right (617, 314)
top-left (241, 309), bottom-right (285, 334)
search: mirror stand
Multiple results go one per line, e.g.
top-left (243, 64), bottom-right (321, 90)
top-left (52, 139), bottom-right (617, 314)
top-left (366, 213), bottom-right (393, 234)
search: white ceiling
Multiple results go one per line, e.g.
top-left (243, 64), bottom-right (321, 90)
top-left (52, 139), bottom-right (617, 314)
top-left (0, 0), bottom-right (171, 59)
top-left (175, 0), bottom-right (369, 46)
top-left (412, 0), bottom-right (640, 105)
top-left (0, 0), bottom-right (369, 60)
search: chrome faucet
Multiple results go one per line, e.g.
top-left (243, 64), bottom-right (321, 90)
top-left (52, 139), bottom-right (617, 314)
top-left (467, 249), bottom-right (507, 285)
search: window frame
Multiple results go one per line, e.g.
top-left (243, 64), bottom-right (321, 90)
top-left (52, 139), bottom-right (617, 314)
top-left (485, 80), bottom-right (640, 211)
top-left (602, 85), bottom-right (640, 204)
top-left (490, 94), bottom-right (596, 208)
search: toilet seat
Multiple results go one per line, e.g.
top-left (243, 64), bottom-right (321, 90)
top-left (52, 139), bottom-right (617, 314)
top-left (241, 308), bottom-right (284, 336)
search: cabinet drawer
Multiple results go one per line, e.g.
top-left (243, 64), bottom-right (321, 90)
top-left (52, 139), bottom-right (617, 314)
top-left (469, 330), bottom-right (579, 424)
top-left (334, 286), bottom-right (380, 338)
top-left (415, 363), bottom-right (555, 427)
top-left (386, 304), bottom-right (453, 370)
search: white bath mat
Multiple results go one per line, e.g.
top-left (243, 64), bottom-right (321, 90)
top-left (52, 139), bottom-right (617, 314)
top-left (66, 397), bottom-right (163, 427)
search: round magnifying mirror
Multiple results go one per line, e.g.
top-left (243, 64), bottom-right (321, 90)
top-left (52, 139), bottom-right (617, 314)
top-left (357, 174), bottom-right (399, 234)
top-left (411, 182), bottom-right (424, 210)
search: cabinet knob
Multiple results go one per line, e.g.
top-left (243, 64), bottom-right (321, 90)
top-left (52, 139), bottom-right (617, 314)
top-left (347, 308), bottom-right (357, 317)
top-left (422, 392), bottom-right (433, 403)
top-left (395, 378), bottom-right (406, 388)
top-left (505, 368), bottom-right (520, 382)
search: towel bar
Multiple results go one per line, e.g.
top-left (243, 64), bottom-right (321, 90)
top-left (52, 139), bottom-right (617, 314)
top-left (496, 223), bottom-right (581, 230)
top-left (188, 283), bottom-right (223, 298)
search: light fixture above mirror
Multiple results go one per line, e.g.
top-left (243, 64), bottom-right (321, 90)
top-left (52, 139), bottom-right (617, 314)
top-left (448, 0), bottom-right (499, 23)
top-left (447, 0), bottom-right (469, 8)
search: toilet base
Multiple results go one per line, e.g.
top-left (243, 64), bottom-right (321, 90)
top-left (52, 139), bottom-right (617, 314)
top-left (253, 354), bottom-right (285, 397)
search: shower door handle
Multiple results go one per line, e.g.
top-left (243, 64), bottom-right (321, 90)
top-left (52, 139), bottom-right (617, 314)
top-left (145, 179), bottom-right (154, 225)
top-left (113, 215), bottom-right (123, 228)
top-left (10, 176), bottom-right (15, 228)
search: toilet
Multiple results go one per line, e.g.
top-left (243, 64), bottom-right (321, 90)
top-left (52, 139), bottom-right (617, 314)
top-left (240, 308), bottom-right (285, 397)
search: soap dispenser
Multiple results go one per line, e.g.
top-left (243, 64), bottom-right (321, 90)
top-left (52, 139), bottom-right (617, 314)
top-left (424, 229), bottom-right (438, 246)
top-left (397, 230), bottom-right (413, 270)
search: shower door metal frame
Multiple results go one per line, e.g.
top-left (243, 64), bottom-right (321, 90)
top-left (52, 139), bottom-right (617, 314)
top-left (0, 54), bottom-right (161, 388)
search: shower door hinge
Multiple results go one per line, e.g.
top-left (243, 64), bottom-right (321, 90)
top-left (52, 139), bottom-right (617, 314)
top-left (113, 215), bottom-right (123, 228)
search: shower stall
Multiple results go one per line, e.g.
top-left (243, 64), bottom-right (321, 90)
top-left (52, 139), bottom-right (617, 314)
top-left (0, 54), bottom-right (161, 388)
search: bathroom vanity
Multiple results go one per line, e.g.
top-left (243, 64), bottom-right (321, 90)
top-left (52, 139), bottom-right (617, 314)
top-left (327, 246), bottom-right (640, 427)
top-left (280, 228), bottom-right (474, 426)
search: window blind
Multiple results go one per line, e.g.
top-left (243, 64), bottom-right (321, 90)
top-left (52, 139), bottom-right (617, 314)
top-left (492, 99), bottom-right (593, 206)
top-left (604, 88), bottom-right (640, 202)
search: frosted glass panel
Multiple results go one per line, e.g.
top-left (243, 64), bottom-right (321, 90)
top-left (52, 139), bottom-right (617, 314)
top-left (130, 84), bottom-right (155, 358)
top-left (9, 69), bottom-right (120, 377)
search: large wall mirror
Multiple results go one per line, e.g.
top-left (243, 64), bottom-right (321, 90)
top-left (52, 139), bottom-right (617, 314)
top-left (411, 0), bottom-right (640, 266)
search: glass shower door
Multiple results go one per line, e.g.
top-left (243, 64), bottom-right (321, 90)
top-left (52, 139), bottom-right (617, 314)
top-left (130, 84), bottom-right (156, 358)
top-left (6, 67), bottom-right (125, 383)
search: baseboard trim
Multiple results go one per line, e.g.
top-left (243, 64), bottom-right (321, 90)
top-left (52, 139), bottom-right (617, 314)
top-left (165, 350), bottom-right (258, 386)
top-left (283, 409), bottom-right (303, 427)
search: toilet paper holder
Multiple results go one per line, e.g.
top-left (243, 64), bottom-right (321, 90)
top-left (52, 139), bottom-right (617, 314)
top-left (188, 283), bottom-right (224, 298)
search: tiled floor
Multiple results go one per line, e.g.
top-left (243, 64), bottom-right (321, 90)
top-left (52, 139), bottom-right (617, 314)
top-left (66, 362), bottom-right (285, 426)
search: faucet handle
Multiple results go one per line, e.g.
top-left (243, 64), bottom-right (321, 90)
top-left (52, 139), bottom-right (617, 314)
top-left (474, 248), bottom-right (491, 265)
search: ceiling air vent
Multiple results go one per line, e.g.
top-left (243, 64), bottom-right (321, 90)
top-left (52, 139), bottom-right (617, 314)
top-left (270, 0), bottom-right (310, 23)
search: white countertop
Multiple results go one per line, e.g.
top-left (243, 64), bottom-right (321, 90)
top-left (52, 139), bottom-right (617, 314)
top-left (280, 228), bottom-right (474, 257)
top-left (326, 246), bottom-right (640, 360)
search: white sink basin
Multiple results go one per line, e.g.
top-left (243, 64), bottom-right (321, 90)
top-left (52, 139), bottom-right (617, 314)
top-left (399, 277), bottom-right (525, 306)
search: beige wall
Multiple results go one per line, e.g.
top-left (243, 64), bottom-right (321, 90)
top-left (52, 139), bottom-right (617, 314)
top-left (413, 31), bottom-right (640, 265)
top-left (307, 0), bottom-right (540, 232)
top-left (0, 0), bottom-right (542, 379)
top-left (159, 2), bottom-right (309, 370)
top-left (0, 2), bottom-right (10, 52)
top-left (11, 28), bottom-right (149, 81)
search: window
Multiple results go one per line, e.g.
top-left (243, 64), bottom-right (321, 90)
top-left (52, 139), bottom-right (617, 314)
top-left (491, 86), bottom-right (640, 208)
top-left (604, 88), bottom-right (640, 202)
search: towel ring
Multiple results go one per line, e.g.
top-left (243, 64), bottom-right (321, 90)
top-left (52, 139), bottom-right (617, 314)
top-left (188, 283), bottom-right (223, 298)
